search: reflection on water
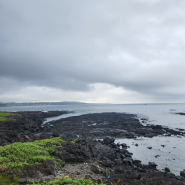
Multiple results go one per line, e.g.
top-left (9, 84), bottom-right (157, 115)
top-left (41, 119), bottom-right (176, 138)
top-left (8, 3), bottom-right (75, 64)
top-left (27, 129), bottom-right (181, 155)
top-left (115, 136), bottom-right (185, 175)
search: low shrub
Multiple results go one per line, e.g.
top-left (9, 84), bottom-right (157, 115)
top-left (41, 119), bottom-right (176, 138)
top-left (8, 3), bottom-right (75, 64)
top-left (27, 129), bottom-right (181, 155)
top-left (0, 137), bottom-right (64, 172)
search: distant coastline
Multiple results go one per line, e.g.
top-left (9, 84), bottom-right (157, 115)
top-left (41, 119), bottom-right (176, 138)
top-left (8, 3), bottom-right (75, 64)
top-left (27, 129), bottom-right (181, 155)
top-left (0, 101), bottom-right (85, 107)
top-left (0, 103), bottom-right (6, 107)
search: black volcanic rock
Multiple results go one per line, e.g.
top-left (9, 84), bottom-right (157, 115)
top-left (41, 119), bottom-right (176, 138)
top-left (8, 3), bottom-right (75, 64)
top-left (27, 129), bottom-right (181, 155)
top-left (180, 170), bottom-right (185, 178)
top-left (0, 111), bottom-right (70, 146)
top-left (103, 136), bottom-right (115, 145)
top-left (1, 111), bottom-right (185, 184)
top-left (165, 167), bottom-right (171, 172)
top-left (46, 112), bottom-right (185, 140)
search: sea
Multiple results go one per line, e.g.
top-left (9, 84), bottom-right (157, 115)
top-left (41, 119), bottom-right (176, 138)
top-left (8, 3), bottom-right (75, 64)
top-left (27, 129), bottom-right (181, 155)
top-left (1, 103), bottom-right (185, 175)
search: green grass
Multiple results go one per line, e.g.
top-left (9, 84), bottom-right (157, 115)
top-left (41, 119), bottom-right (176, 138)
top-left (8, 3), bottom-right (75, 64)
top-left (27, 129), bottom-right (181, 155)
top-left (28, 176), bottom-right (106, 185)
top-left (0, 137), bottom-right (106, 185)
top-left (0, 174), bottom-right (106, 185)
top-left (0, 112), bottom-right (19, 122)
top-left (71, 139), bottom-right (76, 144)
top-left (0, 137), bottom-right (64, 172)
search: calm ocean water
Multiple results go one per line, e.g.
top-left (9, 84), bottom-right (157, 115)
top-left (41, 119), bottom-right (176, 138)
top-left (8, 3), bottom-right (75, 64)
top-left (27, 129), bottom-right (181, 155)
top-left (1, 103), bottom-right (185, 175)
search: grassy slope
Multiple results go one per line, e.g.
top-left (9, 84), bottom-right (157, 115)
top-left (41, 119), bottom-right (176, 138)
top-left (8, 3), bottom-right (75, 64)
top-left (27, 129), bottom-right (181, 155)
top-left (0, 137), bottom-right (105, 185)
top-left (0, 137), bottom-right (64, 171)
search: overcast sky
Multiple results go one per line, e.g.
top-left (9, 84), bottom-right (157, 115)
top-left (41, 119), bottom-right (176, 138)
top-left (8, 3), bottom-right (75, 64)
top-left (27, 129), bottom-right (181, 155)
top-left (0, 0), bottom-right (185, 103)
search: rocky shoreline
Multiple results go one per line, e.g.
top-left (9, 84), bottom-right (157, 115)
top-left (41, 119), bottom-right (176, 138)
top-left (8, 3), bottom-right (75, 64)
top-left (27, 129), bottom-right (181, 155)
top-left (0, 111), bottom-right (71, 146)
top-left (0, 111), bottom-right (185, 184)
top-left (45, 112), bottom-right (185, 139)
top-left (54, 137), bottom-right (185, 185)
top-left (2, 137), bottom-right (185, 185)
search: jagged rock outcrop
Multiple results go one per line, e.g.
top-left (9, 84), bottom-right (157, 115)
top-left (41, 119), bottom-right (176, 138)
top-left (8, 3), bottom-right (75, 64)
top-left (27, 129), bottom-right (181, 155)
top-left (3, 138), bottom-right (185, 185)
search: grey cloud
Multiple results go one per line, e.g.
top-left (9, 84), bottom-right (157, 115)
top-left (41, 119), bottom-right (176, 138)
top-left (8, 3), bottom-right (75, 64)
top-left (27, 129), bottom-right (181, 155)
top-left (1, 0), bottom-right (185, 102)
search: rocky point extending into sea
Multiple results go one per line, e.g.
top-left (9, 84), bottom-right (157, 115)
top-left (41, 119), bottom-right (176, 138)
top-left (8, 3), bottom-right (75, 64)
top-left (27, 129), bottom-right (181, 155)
top-left (0, 111), bottom-right (185, 184)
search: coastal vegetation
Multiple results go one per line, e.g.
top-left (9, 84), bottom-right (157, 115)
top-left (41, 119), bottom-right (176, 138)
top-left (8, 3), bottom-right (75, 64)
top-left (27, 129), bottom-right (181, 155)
top-left (0, 137), bottom-right (105, 185)
top-left (71, 139), bottom-right (76, 144)
top-left (0, 173), bottom-right (105, 185)
top-left (0, 137), bottom-right (64, 172)
top-left (0, 112), bottom-right (19, 122)
top-left (29, 177), bottom-right (105, 185)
